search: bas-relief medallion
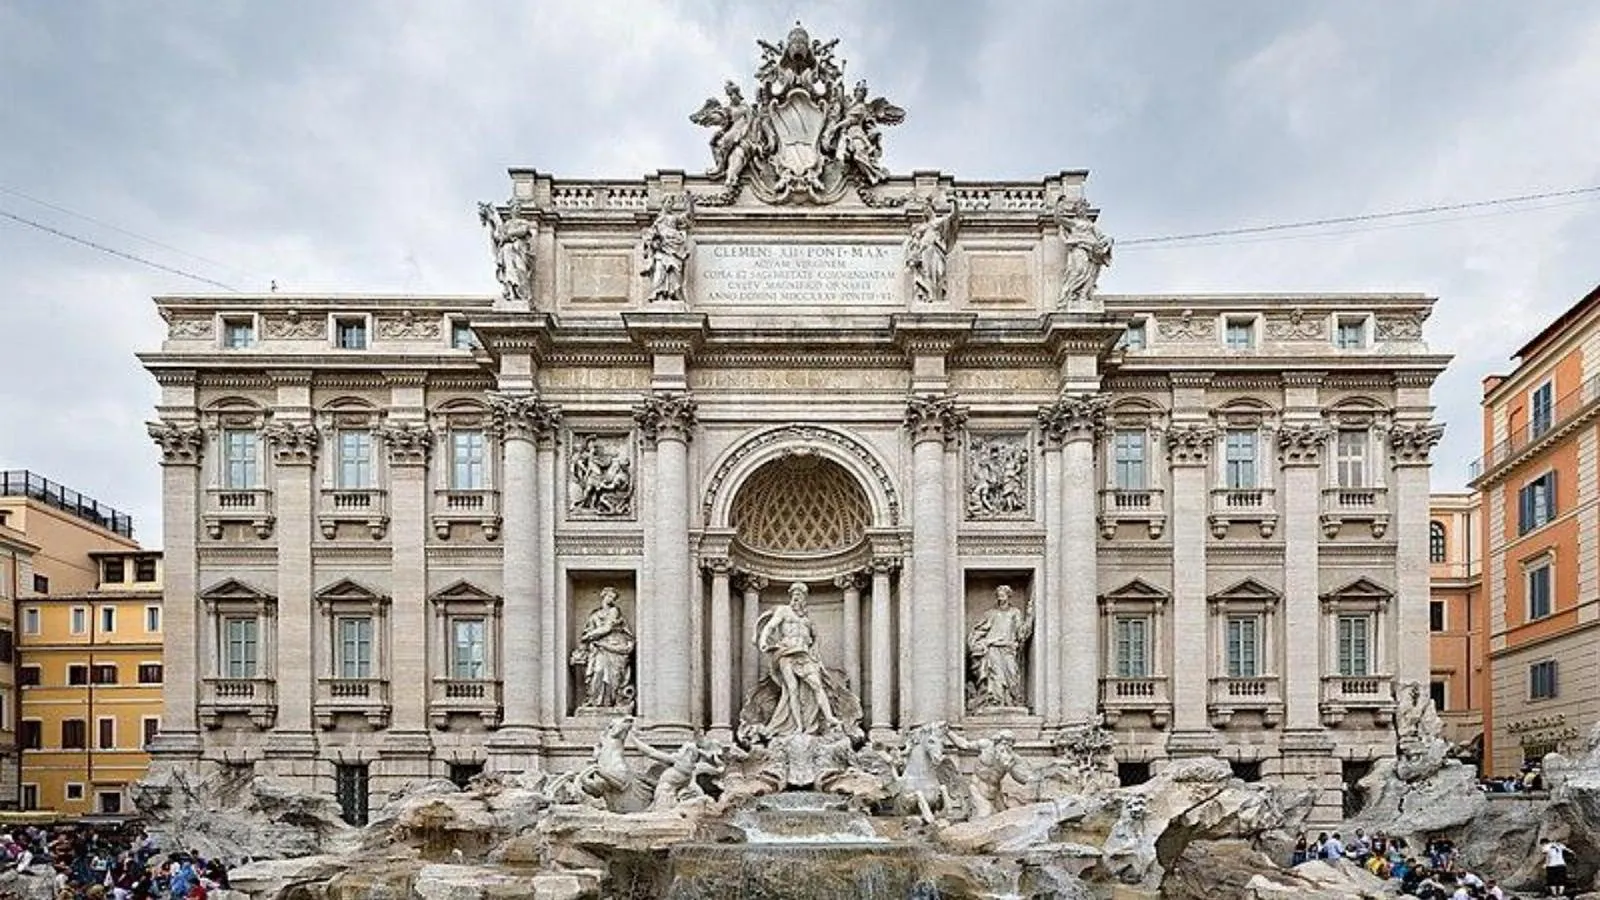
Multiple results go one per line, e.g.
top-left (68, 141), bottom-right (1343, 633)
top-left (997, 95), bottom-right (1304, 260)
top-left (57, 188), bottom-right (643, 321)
top-left (569, 433), bottom-right (635, 519)
top-left (694, 242), bottom-right (902, 306)
top-left (966, 434), bottom-right (1032, 520)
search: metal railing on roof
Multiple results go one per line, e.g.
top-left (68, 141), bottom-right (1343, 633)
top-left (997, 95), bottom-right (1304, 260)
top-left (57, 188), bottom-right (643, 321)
top-left (0, 470), bottom-right (134, 538)
top-left (1468, 373), bottom-right (1600, 484)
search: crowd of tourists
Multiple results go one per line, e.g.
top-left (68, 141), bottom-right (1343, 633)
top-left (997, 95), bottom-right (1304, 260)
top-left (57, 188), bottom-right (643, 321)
top-left (1292, 830), bottom-right (1577, 897)
top-left (1481, 762), bottom-right (1548, 794)
top-left (0, 823), bottom-right (232, 900)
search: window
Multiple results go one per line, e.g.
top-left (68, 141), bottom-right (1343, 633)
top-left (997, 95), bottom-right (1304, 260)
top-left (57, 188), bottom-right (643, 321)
top-left (335, 317), bottom-right (368, 350)
top-left (451, 321), bottom-right (478, 350)
top-left (21, 608), bottom-right (38, 635)
top-left (1429, 521), bottom-right (1447, 563)
top-left (1119, 321), bottom-right (1147, 351)
top-left (1112, 430), bottom-right (1147, 490)
top-left (1518, 471), bottom-right (1557, 534)
top-left (1530, 381), bottom-right (1554, 439)
top-left (1225, 615), bottom-right (1260, 678)
top-left (1112, 616), bottom-right (1148, 678)
top-left (1527, 560), bottom-right (1553, 620)
top-left (31, 574), bottom-right (47, 595)
top-left (67, 665), bottom-right (88, 686)
top-left (336, 430), bottom-right (374, 489)
top-left (1429, 600), bottom-right (1446, 633)
top-left (0, 628), bottom-right (11, 663)
top-left (70, 607), bottom-right (86, 634)
top-left (337, 617), bottom-right (374, 679)
top-left (1530, 660), bottom-right (1559, 700)
top-left (1336, 615), bottom-right (1371, 677)
top-left (335, 763), bottom-right (370, 826)
top-left (451, 618), bottom-right (486, 680)
top-left (61, 719), bottom-right (86, 750)
top-left (1224, 317), bottom-right (1256, 350)
top-left (450, 430), bottom-right (487, 490)
top-left (145, 606), bottom-right (161, 632)
top-left (100, 606), bottom-right (116, 634)
top-left (1224, 430), bottom-right (1258, 489)
top-left (102, 557), bottom-right (125, 584)
top-left (18, 666), bottom-right (39, 687)
top-left (222, 317), bottom-right (255, 349)
top-left (224, 617), bottom-right (259, 678)
top-left (64, 784), bottom-right (84, 802)
top-left (1334, 316), bottom-right (1367, 350)
top-left (91, 664), bottom-right (117, 685)
top-left (97, 717), bottom-right (115, 750)
top-left (19, 720), bottom-right (41, 750)
top-left (138, 664), bottom-right (164, 684)
top-left (1429, 680), bottom-right (1447, 712)
top-left (20, 785), bottom-right (37, 811)
top-left (142, 717), bottom-right (160, 749)
top-left (97, 792), bottom-right (122, 815)
top-left (134, 557), bottom-right (157, 582)
top-left (222, 429), bottom-right (260, 490)
top-left (1333, 429), bottom-right (1368, 489)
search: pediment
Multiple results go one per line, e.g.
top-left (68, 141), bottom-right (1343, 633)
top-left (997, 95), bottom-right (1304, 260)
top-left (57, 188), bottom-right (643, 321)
top-left (428, 580), bottom-right (501, 605)
top-left (1209, 577), bottom-right (1281, 602)
top-left (315, 578), bottom-right (388, 604)
top-left (1321, 577), bottom-right (1393, 601)
top-left (1099, 578), bottom-right (1170, 604)
top-left (199, 578), bottom-right (274, 603)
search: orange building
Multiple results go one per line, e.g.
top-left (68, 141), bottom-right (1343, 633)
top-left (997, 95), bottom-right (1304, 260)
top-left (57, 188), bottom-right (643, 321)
top-left (1471, 283), bottom-right (1600, 776)
top-left (1428, 492), bottom-right (1483, 757)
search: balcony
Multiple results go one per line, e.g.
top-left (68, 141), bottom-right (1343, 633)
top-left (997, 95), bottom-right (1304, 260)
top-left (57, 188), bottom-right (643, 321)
top-left (1098, 677), bottom-right (1171, 729)
top-left (1320, 487), bottom-right (1389, 538)
top-left (200, 677), bottom-right (276, 729)
top-left (1320, 674), bottom-right (1395, 727)
top-left (430, 678), bottom-right (503, 729)
top-left (1470, 372), bottom-right (1600, 484)
top-left (432, 489), bottom-right (501, 541)
top-left (1207, 676), bottom-right (1284, 728)
top-left (1098, 488), bottom-right (1166, 539)
top-left (317, 488), bottom-right (389, 539)
top-left (1208, 488), bottom-right (1277, 538)
top-left (203, 488), bottom-right (274, 539)
top-left (314, 677), bottom-right (391, 729)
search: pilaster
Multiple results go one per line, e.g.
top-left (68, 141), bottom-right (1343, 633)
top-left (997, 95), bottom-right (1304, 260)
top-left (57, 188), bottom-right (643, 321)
top-left (634, 390), bottom-right (699, 739)
top-left (378, 412), bottom-right (432, 739)
top-left (1039, 393), bottom-right (1108, 726)
top-left (867, 558), bottom-right (897, 740)
top-left (147, 420), bottom-right (205, 757)
top-left (903, 393), bottom-right (966, 725)
top-left (1389, 421), bottom-right (1444, 685)
top-left (1277, 420), bottom-right (1330, 733)
top-left (1164, 417), bottom-right (1220, 755)
top-left (264, 409), bottom-right (318, 739)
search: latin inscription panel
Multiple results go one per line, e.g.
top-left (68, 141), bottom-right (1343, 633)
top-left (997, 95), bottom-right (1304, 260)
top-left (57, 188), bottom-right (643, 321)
top-left (695, 242), bottom-right (903, 305)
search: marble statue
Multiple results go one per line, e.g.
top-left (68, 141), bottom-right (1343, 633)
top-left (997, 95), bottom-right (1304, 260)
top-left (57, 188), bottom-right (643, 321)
top-left (631, 732), bottom-right (731, 811)
top-left (1393, 679), bottom-right (1451, 781)
top-left (966, 585), bottom-right (1034, 711)
top-left (947, 728), bottom-right (1038, 819)
top-left (967, 435), bottom-right (1029, 518)
top-left (1056, 198), bottom-right (1112, 310)
top-left (822, 80), bottom-right (905, 186)
top-left (689, 81), bottom-right (763, 188)
top-left (570, 435), bottom-right (633, 517)
top-left (638, 195), bottom-right (692, 304)
top-left (477, 201), bottom-right (535, 306)
top-left (572, 588), bottom-right (636, 710)
top-left (1050, 714), bottom-right (1120, 794)
top-left (888, 722), bottom-right (970, 825)
top-left (756, 583), bottom-right (841, 737)
top-left (542, 715), bottom-right (640, 811)
top-left (905, 199), bottom-right (959, 303)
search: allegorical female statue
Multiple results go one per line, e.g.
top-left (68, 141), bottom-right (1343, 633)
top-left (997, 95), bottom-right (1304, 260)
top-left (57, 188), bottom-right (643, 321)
top-left (573, 587), bottom-right (636, 709)
top-left (477, 201), bottom-right (535, 306)
top-left (1056, 198), bottom-right (1113, 309)
top-left (966, 585), bottom-right (1034, 711)
top-left (905, 199), bottom-right (959, 303)
top-left (638, 195), bottom-right (693, 304)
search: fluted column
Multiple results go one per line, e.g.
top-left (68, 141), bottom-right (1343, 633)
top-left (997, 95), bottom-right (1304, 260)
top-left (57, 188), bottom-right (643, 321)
top-left (379, 423), bottom-right (434, 734)
top-left (1389, 422), bottom-right (1445, 685)
top-left (835, 572), bottom-right (864, 696)
top-left (1164, 423), bottom-right (1219, 753)
top-left (263, 420), bottom-right (319, 743)
top-left (868, 558), bottom-right (897, 739)
top-left (485, 392), bottom-right (560, 766)
top-left (635, 391), bottom-right (699, 736)
top-left (1278, 422), bottom-right (1330, 732)
top-left (1039, 394), bottom-right (1108, 724)
top-left (147, 421), bottom-right (205, 755)
top-left (706, 557), bottom-right (734, 740)
top-left (903, 393), bottom-right (966, 726)
top-left (738, 572), bottom-right (768, 703)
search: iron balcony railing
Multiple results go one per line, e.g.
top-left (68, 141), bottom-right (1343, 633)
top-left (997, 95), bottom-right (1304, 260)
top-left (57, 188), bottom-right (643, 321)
top-left (0, 470), bottom-right (134, 537)
top-left (1469, 372), bottom-right (1600, 482)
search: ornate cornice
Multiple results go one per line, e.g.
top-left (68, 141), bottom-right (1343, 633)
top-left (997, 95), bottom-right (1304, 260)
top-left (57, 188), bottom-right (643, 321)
top-left (1101, 375), bottom-right (1168, 393)
top-left (313, 374), bottom-right (388, 389)
top-left (553, 531), bottom-right (644, 558)
top-left (148, 420), bottom-right (205, 466)
top-left (151, 369), bottom-right (197, 387)
top-left (428, 375), bottom-right (498, 390)
top-left (1282, 371), bottom-right (1328, 389)
top-left (383, 371), bottom-right (430, 388)
top-left (904, 393), bottom-right (968, 446)
top-left (696, 351), bottom-right (904, 369)
top-left (263, 422), bottom-right (320, 465)
top-left (379, 423), bottom-right (434, 466)
top-left (1168, 371), bottom-right (1214, 389)
top-left (634, 390), bottom-right (699, 446)
top-left (1276, 422), bottom-right (1330, 467)
top-left (1391, 370), bottom-right (1439, 389)
top-left (543, 351), bottom-right (653, 367)
top-left (198, 373), bottom-right (272, 389)
top-left (1387, 421), bottom-right (1444, 466)
top-left (267, 369), bottom-right (314, 387)
top-left (487, 391), bottom-right (563, 444)
top-left (1164, 423), bottom-right (1217, 466)
top-left (1037, 393), bottom-right (1107, 446)
top-left (1210, 374), bottom-right (1282, 391)
top-left (950, 350), bottom-right (1055, 369)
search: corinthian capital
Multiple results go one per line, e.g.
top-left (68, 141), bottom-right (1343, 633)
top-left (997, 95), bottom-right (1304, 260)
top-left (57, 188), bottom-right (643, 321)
top-left (634, 391), bottom-right (699, 446)
top-left (263, 422), bottom-right (320, 466)
top-left (1277, 422), bottom-right (1330, 467)
top-left (378, 423), bottom-right (434, 466)
top-left (487, 391), bottom-right (562, 444)
top-left (1388, 421), bottom-right (1444, 466)
top-left (1037, 393), bottom-right (1108, 446)
top-left (904, 393), bottom-right (967, 446)
top-left (1164, 423), bottom-right (1217, 467)
top-left (147, 420), bottom-right (204, 466)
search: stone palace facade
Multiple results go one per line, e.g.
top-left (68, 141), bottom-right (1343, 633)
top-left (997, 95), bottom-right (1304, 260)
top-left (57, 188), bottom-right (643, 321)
top-left (141, 27), bottom-right (1448, 825)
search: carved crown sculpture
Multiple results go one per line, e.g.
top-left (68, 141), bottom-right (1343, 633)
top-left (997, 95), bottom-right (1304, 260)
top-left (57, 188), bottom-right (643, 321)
top-left (689, 22), bottom-right (905, 205)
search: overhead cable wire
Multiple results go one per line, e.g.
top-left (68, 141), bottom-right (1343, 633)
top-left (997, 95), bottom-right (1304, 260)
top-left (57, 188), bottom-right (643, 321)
top-left (0, 207), bottom-right (241, 292)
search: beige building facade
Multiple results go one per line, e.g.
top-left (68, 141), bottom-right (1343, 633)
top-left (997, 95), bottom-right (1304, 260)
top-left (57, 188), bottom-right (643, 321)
top-left (139, 28), bottom-right (1449, 827)
top-left (1428, 492), bottom-right (1484, 753)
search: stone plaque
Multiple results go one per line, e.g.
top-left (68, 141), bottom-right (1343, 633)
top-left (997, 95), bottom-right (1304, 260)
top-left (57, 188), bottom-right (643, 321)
top-left (696, 242), bottom-right (902, 305)
top-left (966, 253), bottom-right (1031, 305)
top-left (568, 253), bottom-right (633, 303)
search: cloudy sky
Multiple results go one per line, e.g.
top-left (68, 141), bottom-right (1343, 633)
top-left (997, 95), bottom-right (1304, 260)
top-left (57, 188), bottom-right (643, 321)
top-left (3, 1), bottom-right (1599, 547)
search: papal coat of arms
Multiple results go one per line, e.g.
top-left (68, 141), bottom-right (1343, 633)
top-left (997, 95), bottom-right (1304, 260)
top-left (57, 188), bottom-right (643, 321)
top-left (690, 23), bottom-right (905, 204)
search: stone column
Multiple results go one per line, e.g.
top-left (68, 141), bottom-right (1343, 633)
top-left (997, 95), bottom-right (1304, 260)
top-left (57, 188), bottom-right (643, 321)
top-left (263, 416), bottom-right (320, 768)
top-left (836, 572), bottom-right (863, 697)
top-left (485, 391), bottom-right (560, 770)
top-left (634, 391), bottom-right (699, 738)
top-left (1278, 422), bottom-right (1330, 732)
top-left (903, 393), bottom-right (966, 726)
top-left (1039, 394), bottom-right (1107, 724)
top-left (738, 572), bottom-right (768, 703)
top-left (1389, 422), bottom-right (1444, 685)
top-left (1164, 422), bottom-right (1220, 755)
top-left (379, 422), bottom-right (433, 736)
top-left (705, 557), bottom-right (734, 740)
top-left (147, 421), bottom-right (205, 757)
top-left (868, 558), bottom-right (897, 739)
top-left (1036, 437), bottom-right (1064, 723)
top-left (537, 433), bottom-right (560, 726)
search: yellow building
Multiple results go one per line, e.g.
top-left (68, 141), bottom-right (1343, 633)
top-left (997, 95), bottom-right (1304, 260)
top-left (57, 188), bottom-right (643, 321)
top-left (0, 518), bottom-right (37, 807)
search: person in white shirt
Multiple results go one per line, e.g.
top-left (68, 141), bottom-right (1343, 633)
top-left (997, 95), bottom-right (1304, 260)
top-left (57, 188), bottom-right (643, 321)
top-left (1543, 838), bottom-right (1571, 896)
top-left (1486, 878), bottom-right (1506, 899)
top-left (1322, 833), bottom-right (1345, 860)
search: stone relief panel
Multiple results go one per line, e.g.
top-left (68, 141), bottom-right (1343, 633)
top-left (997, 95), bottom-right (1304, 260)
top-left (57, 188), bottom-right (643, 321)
top-left (164, 313), bottom-right (214, 340)
top-left (965, 433), bottom-right (1032, 521)
top-left (1263, 308), bottom-right (1325, 341)
top-left (375, 311), bottom-right (442, 340)
top-left (568, 432), bottom-right (635, 519)
top-left (565, 251), bottom-right (633, 304)
top-left (965, 253), bottom-right (1032, 306)
top-left (1155, 309), bottom-right (1215, 341)
top-left (262, 310), bottom-right (327, 340)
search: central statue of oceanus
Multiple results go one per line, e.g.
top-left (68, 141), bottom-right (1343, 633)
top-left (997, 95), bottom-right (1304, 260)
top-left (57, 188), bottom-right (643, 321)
top-left (738, 582), bottom-right (863, 743)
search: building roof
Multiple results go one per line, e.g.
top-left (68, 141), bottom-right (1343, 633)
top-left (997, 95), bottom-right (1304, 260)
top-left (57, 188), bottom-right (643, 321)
top-left (0, 470), bottom-right (135, 539)
top-left (1510, 281), bottom-right (1600, 364)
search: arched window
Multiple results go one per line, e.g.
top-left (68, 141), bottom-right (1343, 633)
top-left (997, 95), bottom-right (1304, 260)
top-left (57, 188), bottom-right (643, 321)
top-left (1429, 520), bottom-right (1447, 563)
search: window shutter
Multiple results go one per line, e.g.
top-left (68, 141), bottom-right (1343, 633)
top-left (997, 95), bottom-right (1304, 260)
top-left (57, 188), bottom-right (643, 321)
top-left (1518, 484), bottom-right (1532, 534)
top-left (1551, 660), bottom-right (1559, 697)
top-left (1548, 471), bottom-right (1559, 518)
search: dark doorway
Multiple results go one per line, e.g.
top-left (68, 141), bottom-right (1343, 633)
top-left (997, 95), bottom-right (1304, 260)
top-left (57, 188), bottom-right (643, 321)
top-left (1341, 759), bottom-right (1374, 819)
top-left (1230, 760), bottom-right (1262, 782)
top-left (449, 762), bottom-right (484, 790)
top-left (335, 763), bottom-right (370, 826)
top-left (1118, 762), bottom-right (1151, 786)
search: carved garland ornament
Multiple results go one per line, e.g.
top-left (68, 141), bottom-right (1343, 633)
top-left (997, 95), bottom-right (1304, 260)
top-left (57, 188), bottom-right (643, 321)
top-left (487, 391), bottom-right (562, 443)
top-left (262, 310), bottom-right (326, 340)
top-left (148, 420), bottom-right (205, 465)
top-left (164, 314), bottom-right (214, 340)
top-left (700, 424), bottom-right (901, 526)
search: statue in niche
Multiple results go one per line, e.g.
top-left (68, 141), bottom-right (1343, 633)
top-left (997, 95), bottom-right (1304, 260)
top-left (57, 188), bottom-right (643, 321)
top-left (947, 728), bottom-right (1038, 819)
top-left (822, 80), bottom-right (905, 186)
top-left (477, 201), bottom-right (536, 306)
top-left (966, 585), bottom-right (1034, 712)
top-left (1056, 197), bottom-right (1113, 310)
top-left (570, 435), bottom-right (634, 517)
top-left (690, 81), bottom-right (764, 188)
top-left (757, 582), bottom-right (841, 736)
top-left (638, 194), bottom-right (693, 304)
top-left (967, 436), bottom-right (1029, 518)
top-left (571, 587), bottom-right (636, 710)
top-left (905, 198), bottom-right (959, 303)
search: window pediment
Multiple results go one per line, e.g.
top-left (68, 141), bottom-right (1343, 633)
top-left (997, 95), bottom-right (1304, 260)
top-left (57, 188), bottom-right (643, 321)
top-left (315, 578), bottom-right (390, 608)
top-left (200, 578), bottom-right (276, 613)
top-left (1208, 577), bottom-right (1281, 607)
top-left (1099, 578), bottom-right (1170, 608)
top-left (429, 580), bottom-right (502, 607)
top-left (1320, 577), bottom-right (1392, 611)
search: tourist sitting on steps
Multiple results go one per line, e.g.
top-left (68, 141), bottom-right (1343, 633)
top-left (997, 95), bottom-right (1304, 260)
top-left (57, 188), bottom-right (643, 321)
top-left (1541, 837), bottom-right (1572, 896)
